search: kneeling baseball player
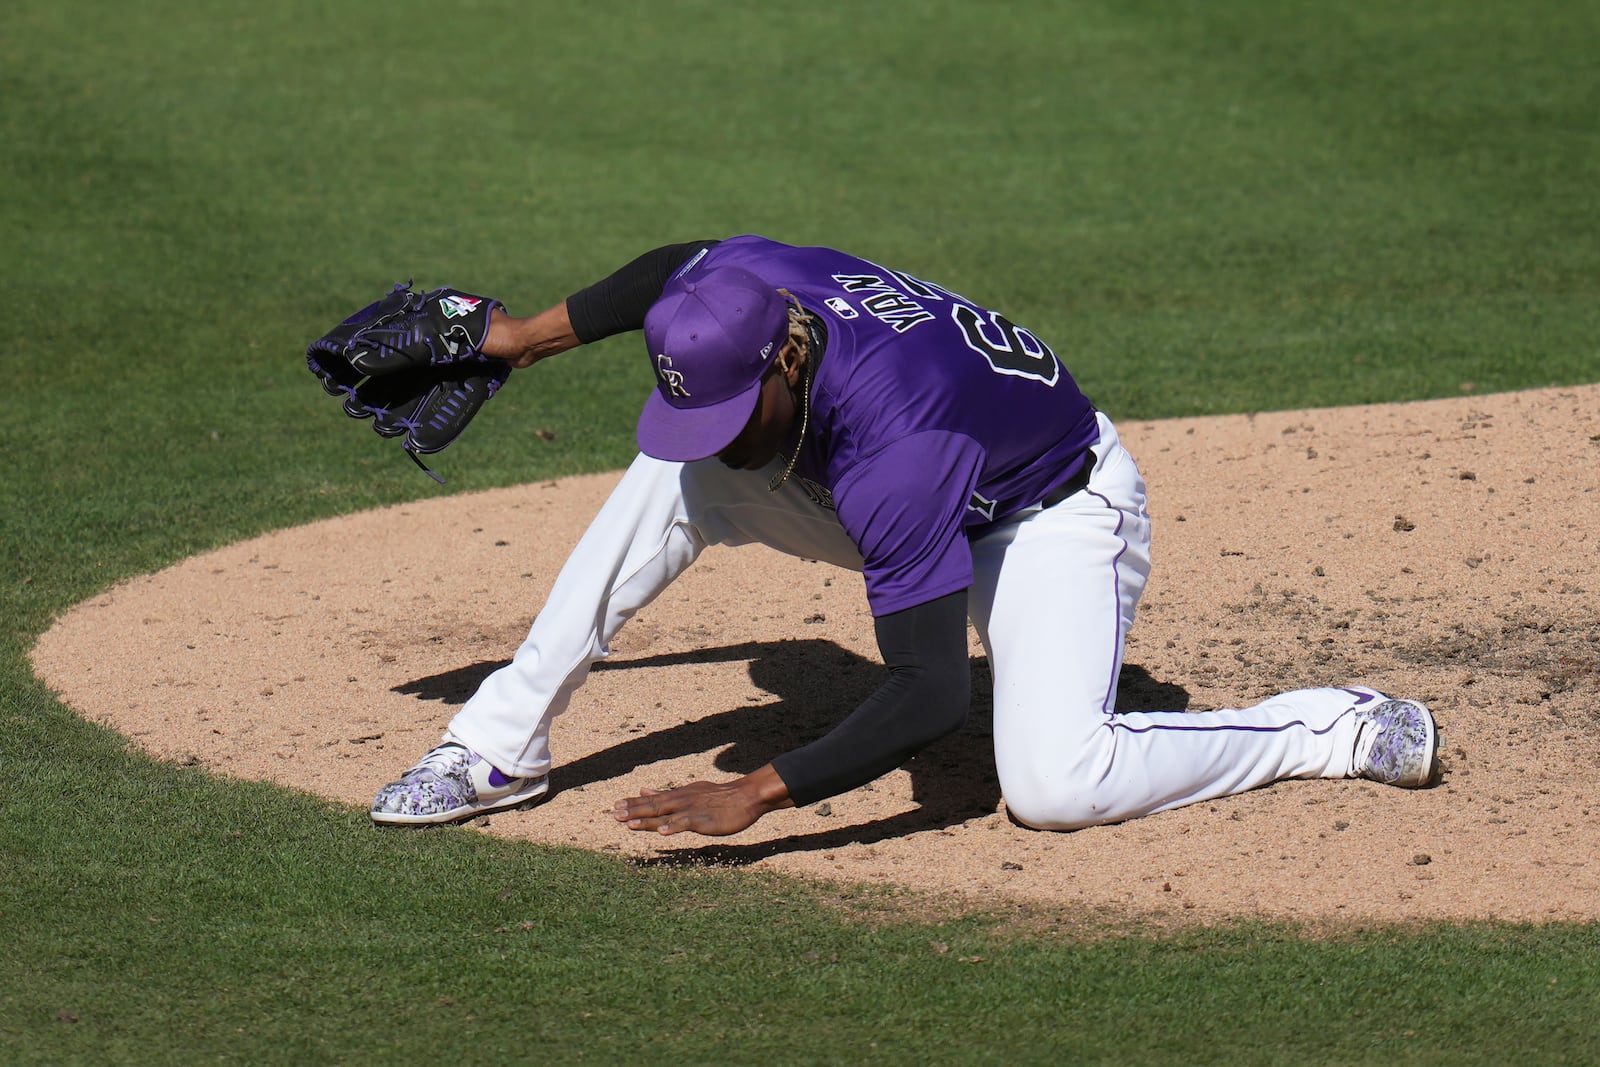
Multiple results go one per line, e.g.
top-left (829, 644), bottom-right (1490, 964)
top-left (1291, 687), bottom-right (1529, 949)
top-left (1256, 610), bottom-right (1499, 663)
top-left (307, 235), bottom-right (1439, 837)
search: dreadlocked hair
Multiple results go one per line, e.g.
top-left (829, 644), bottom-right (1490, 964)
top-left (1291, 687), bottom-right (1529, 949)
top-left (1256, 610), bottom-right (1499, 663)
top-left (773, 289), bottom-right (816, 374)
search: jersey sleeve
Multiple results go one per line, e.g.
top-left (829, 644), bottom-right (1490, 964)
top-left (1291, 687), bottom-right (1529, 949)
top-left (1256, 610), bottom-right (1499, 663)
top-left (832, 430), bottom-right (985, 617)
top-left (564, 240), bottom-right (720, 343)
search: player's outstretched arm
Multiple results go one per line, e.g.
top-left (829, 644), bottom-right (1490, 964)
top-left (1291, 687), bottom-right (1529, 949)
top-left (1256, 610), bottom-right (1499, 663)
top-left (613, 591), bottom-right (972, 837)
top-left (487, 239), bottom-right (724, 371)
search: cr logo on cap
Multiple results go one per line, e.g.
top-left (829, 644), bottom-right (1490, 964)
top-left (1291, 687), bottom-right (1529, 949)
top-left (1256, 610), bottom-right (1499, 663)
top-left (655, 354), bottom-right (691, 398)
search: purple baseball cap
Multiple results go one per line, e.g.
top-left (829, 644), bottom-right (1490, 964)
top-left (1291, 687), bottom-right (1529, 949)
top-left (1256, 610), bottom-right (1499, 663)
top-left (635, 265), bottom-right (789, 462)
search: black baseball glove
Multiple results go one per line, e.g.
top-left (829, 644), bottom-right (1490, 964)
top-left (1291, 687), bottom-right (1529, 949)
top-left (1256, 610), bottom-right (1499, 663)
top-left (307, 283), bottom-right (510, 482)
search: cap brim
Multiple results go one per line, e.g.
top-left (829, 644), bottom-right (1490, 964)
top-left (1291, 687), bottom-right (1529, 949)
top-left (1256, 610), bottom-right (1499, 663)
top-left (635, 377), bottom-right (764, 462)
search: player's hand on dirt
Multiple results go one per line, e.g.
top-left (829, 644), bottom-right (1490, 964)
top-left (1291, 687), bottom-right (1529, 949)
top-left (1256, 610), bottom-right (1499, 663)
top-left (613, 765), bottom-right (793, 837)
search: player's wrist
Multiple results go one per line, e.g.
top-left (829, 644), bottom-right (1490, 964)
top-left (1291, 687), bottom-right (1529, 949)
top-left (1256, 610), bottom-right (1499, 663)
top-left (484, 309), bottom-right (542, 366)
top-left (485, 303), bottom-right (582, 369)
top-left (482, 308), bottom-right (521, 360)
top-left (740, 764), bottom-right (796, 815)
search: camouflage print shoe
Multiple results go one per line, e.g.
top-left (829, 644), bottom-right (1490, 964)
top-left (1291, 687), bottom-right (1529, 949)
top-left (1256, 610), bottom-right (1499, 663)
top-left (371, 741), bottom-right (549, 825)
top-left (1351, 698), bottom-right (1439, 788)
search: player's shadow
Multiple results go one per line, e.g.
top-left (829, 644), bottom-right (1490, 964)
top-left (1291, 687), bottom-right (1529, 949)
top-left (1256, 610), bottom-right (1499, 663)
top-left (395, 643), bottom-right (1188, 861)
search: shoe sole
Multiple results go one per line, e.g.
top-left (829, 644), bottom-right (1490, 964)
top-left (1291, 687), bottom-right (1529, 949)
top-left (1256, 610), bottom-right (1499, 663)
top-left (370, 776), bottom-right (551, 826)
top-left (1405, 713), bottom-right (1441, 788)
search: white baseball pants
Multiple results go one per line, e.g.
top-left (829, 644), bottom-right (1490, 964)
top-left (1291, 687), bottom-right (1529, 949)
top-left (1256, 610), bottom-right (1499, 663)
top-left (449, 412), bottom-right (1370, 830)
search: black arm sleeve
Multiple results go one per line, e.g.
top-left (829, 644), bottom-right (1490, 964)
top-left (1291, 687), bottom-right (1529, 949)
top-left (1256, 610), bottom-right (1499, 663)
top-left (770, 590), bottom-right (971, 807)
top-left (565, 240), bottom-right (721, 344)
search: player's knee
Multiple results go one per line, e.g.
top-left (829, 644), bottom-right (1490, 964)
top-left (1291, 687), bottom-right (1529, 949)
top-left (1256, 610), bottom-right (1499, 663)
top-left (1003, 786), bottom-right (1116, 832)
top-left (997, 747), bottom-right (1123, 831)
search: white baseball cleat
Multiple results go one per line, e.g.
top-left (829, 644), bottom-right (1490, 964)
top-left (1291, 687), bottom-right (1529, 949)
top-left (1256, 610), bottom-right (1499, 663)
top-left (371, 740), bottom-right (549, 825)
top-left (1351, 698), bottom-right (1439, 788)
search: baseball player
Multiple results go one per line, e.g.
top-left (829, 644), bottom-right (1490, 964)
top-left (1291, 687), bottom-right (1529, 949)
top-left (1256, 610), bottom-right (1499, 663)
top-left (337, 235), bottom-right (1438, 836)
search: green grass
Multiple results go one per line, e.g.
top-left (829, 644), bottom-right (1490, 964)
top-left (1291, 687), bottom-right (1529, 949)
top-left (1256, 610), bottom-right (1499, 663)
top-left (4, 0), bottom-right (1599, 1062)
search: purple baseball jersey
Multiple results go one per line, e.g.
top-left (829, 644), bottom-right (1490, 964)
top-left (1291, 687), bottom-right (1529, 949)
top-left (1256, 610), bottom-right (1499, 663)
top-left (676, 236), bottom-right (1100, 616)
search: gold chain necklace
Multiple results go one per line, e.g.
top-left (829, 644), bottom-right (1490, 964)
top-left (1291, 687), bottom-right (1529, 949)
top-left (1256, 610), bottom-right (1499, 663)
top-left (768, 359), bottom-right (813, 493)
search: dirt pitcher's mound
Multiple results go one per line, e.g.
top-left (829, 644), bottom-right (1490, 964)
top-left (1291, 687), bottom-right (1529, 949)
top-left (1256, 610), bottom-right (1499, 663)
top-left (31, 385), bottom-right (1600, 925)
